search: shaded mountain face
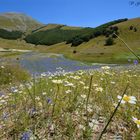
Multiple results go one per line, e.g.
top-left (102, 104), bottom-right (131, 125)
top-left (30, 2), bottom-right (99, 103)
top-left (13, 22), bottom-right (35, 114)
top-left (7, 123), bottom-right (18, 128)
top-left (0, 12), bottom-right (43, 32)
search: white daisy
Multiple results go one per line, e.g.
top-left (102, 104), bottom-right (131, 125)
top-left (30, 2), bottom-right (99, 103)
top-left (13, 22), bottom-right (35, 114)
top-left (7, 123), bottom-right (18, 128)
top-left (117, 94), bottom-right (137, 104)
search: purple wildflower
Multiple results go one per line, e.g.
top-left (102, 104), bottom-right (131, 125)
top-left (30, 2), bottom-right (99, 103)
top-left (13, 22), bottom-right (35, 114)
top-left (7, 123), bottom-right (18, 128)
top-left (133, 60), bottom-right (139, 65)
top-left (47, 98), bottom-right (52, 104)
top-left (20, 131), bottom-right (31, 140)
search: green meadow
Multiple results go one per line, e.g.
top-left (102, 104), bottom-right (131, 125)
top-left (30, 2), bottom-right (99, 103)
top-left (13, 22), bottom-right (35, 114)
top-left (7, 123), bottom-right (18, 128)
top-left (0, 13), bottom-right (140, 139)
top-left (0, 66), bottom-right (140, 139)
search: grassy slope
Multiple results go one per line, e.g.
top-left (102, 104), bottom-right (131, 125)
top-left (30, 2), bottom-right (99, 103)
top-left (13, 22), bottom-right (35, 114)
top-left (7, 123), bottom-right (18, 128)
top-left (0, 18), bottom-right (140, 64)
top-left (32, 24), bottom-right (65, 32)
top-left (33, 24), bottom-right (83, 32)
top-left (44, 18), bottom-right (140, 63)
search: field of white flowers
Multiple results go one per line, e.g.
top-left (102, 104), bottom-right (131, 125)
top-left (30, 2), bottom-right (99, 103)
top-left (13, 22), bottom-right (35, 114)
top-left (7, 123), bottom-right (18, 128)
top-left (0, 65), bottom-right (140, 139)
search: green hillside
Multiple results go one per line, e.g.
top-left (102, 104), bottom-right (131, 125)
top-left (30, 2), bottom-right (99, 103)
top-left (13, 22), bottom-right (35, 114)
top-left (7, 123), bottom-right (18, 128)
top-left (42, 18), bottom-right (140, 63)
top-left (0, 14), bottom-right (140, 63)
top-left (25, 18), bottom-right (128, 46)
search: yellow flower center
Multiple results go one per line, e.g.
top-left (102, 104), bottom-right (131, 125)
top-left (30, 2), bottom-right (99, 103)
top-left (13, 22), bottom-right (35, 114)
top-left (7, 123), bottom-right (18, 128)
top-left (123, 96), bottom-right (131, 102)
top-left (135, 120), bottom-right (140, 125)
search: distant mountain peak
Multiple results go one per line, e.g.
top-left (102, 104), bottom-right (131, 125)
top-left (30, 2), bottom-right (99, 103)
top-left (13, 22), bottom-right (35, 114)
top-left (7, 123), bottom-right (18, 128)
top-left (0, 12), bottom-right (43, 32)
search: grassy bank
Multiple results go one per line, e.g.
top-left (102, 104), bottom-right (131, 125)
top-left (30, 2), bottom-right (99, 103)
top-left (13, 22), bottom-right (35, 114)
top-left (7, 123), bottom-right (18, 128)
top-left (0, 64), bottom-right (29, 88)
top-left (0, 66), bottom-right (140, 139)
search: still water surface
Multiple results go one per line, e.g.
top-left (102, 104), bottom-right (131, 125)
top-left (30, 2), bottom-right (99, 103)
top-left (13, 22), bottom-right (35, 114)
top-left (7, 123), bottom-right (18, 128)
top-left (17, 52), bottom-right (118, 74)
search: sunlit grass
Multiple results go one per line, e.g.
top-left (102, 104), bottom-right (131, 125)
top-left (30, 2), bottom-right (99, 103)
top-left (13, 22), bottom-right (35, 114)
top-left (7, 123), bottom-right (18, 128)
top-left (0, 66), bottom-right (140, 139)
top-left (0, 64), bottom-right (29, 86)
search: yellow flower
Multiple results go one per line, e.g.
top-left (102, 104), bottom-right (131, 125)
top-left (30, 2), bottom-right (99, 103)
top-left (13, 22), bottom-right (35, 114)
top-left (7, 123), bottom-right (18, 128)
top-left (132, 117), bottom-right (140, 128)
top-left (117, 94), bottom-right (137, 104)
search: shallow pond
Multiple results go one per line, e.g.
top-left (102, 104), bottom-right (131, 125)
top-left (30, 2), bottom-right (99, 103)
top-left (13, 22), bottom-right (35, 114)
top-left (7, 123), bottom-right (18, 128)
top-left (14, 52), bottom-right (118, 74)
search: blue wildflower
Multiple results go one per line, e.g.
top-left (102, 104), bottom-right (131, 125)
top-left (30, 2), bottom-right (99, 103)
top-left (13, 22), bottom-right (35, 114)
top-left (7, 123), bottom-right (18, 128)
top-left (133, 60), bottom-right (139, 65)
top-left (47, 98), bottom-right (52, 104)
top-left (20, 131), bottom-right (31, 140)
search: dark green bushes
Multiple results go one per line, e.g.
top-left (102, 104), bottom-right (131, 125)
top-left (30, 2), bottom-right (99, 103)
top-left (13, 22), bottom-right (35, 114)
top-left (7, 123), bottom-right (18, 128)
top-left (129, 26), bottom-right (138, 32)
top-left (0, 29), bottom-right (23, 40)
top-left (25, 27), bottom-right (94, 45)
top-left (105, 37), bottom-right (115, 46)
top-left (25, 28), bottom-right (79, 45)
top-left (24, 18), bottom-right (128, 46)
top-left (69, 18), bottom-right (127, 47)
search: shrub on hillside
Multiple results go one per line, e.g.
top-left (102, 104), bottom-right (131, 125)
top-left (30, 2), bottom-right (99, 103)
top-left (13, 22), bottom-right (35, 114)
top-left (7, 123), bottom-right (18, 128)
top-left (73, 50), bottom-right (77, 53)
top-left (81, 35), bottom-right (91, 42)
top-left (129, 25), bottom-right (134, 30)
top-left (71, 36), bottom-right (84, 47)
top-left (112, 33), bottom-right (117, 38)
top-left (94, 31), bottom-right (102, 37)
top-left (103, 26), bottom-right (119, 38)
top-left (112, 26), bottom-right (119, 31)
top-left (105, 37), bottom-right (114, 46)
top-left (134, 27), bottom-right (137, 32)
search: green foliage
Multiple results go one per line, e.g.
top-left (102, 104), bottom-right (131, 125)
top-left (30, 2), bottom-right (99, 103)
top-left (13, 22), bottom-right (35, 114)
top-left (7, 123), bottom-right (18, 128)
top-left (105, 37), bottom-right (114, 46)
top-left (103, 26), bottom-right (119, 38)
top-left (24, 18), bottom-right (128, 46)
top-left (0, 68), bottom-right (140, 139)
top-left (135, 130), bottom-right (140, 140)
top-left (25, 28), bottom-right (92, 45)
top-left (0, 29), bottom-right (23, 40)
top-left (71, 36), bottom-right (84, 46)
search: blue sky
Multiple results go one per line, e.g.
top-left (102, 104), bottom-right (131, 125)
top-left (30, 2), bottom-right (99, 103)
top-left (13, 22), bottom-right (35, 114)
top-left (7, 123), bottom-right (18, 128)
top-left (0, 0), bottom-right (139, 27)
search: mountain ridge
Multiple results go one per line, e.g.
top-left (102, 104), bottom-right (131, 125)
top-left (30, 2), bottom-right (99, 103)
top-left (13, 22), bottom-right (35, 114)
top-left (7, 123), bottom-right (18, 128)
top-left (0, 12), bottom-right (43, 32)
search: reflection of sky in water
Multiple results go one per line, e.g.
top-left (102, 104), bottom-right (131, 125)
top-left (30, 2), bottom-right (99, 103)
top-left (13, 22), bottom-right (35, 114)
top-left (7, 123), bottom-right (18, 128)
top-left (18, 52), bottom-right (117, 74)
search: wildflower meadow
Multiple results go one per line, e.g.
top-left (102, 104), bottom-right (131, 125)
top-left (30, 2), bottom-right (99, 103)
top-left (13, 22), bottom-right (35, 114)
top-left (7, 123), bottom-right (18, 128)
top-left (0, 65), bottom-right (140, 139)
